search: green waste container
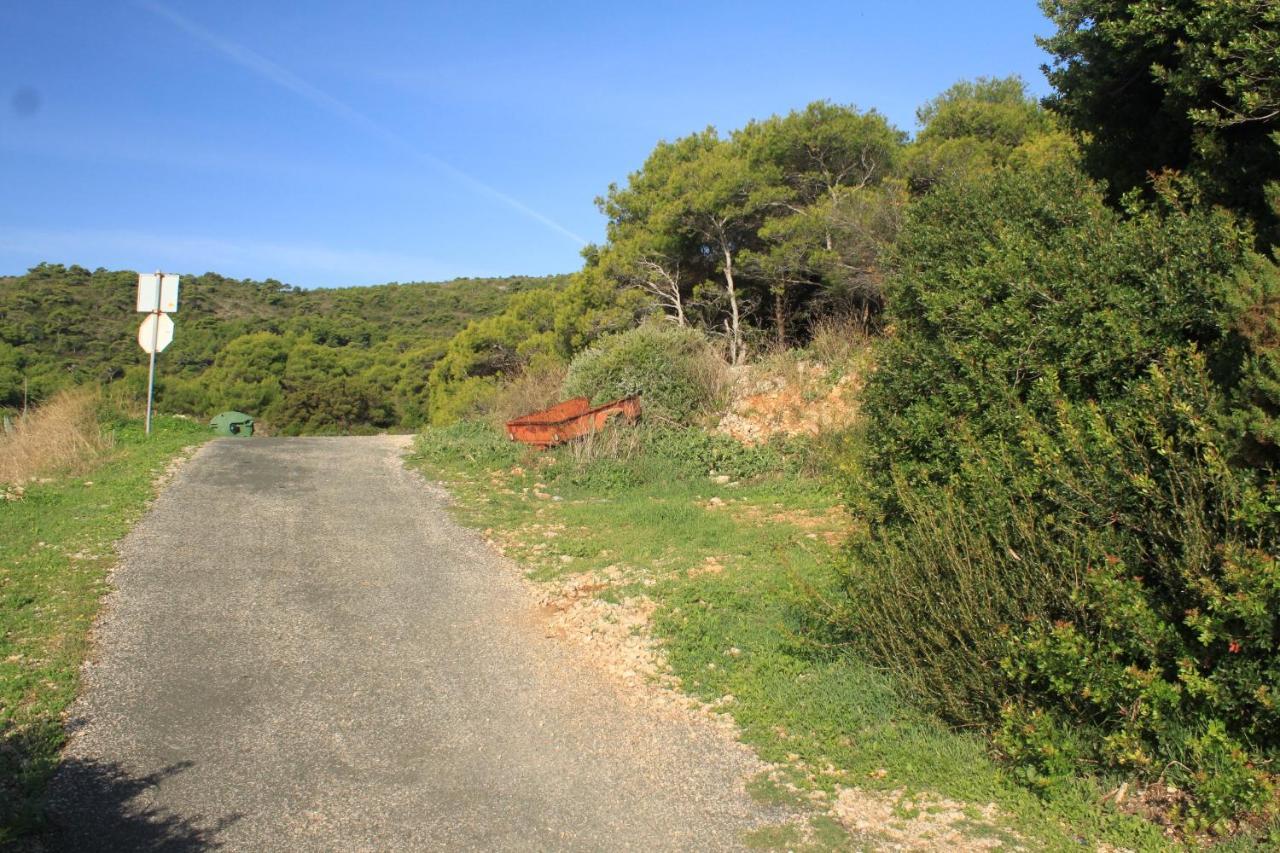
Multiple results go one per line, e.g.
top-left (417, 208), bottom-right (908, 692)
top-left (210, 411), bottom-right (254, 437)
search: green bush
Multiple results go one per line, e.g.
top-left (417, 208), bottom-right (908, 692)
top-left (562, 324), bottom-right (726, 424)
top-left (644, 426), bottom-right (790, 481)
top-left (426, 268), bottom-right (647, 426)
top-left (840, 162), bottom-right (1280, 823)
top-left (412, 420), bottom-right (521, 471)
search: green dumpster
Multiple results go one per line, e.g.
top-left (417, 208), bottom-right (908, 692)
top-left (210, 411), bottom-right (254, 437)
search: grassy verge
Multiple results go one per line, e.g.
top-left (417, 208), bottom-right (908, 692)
top-left (408, 421), bottom-right (1185, 851)
top-left (0, 411), bottom-right (207, 842)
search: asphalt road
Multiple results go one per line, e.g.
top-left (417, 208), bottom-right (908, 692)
top-left (45, 437), bottom-right (788, 851)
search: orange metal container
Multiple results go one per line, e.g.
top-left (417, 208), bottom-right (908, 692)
top-left (505, 396), bottom-right (641, 449)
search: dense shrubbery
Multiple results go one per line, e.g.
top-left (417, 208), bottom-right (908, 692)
top-left (839, 161), bottom-right (1280, 823)
top-left (425, 268), bottom-right (648, 425)
top-left (562, 324), bottom-right (727, 424)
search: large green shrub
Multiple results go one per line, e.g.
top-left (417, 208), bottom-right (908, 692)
top-left (427, 269), bottom-right (648, 426)
top-left (562, 323), bottom-right (726, 424)
top-left (841, 162), bottom-right (1280, 822)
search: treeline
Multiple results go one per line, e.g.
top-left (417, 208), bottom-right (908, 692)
top-left (424, 0), bottom-right (1280, 832)
top-left (0, 266), bottom-right (564, 432)
top-left (426, 77), bottom-right (1072, 420)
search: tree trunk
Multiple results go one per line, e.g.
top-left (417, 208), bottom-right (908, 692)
top-left (721, 244), bottom-right (744, 365)
top-left (773, 287), bottom-right (786, 349)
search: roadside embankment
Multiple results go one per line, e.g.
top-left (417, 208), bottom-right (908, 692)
top-left (1, 400), bottom-right (205, 843)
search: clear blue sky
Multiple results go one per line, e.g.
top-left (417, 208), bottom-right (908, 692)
top-left (1, 1), bottom-right (1056, 288)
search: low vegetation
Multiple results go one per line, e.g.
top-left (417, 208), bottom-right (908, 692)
top-left (0, 387), bottom-right (115, 486)
top-left (0, 400), bottom-right (206, 841)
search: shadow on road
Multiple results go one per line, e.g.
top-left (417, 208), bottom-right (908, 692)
top-left (40, 757), bottom-right (241, 852)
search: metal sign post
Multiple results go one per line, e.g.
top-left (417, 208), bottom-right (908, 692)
top-left (136, 272), bottom-right (180, 435)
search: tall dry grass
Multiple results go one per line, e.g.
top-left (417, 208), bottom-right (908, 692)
top-left (0, 387), bottom-right (114, 485)
top-left (807, 313), bottom-right (874, 369)
top-left (484, 363), bottom-right (570, 428)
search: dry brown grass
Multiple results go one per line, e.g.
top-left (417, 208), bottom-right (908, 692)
top-left (807, 313), bottom-right (873, 368)
top-left (565, 419), bottom-right (650, 465)
top-left (0, 387), bottom-right (114, 485)
top-left (485, 363), bottom-right (570, 428)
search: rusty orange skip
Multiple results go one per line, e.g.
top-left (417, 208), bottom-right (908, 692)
top-left (505, 396), bottom-right (641, 449)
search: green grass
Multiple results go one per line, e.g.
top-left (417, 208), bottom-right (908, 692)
top-left (409, 421), bottom-right (1184, 850)
top-left (0, 414), bottom-right (207, 842)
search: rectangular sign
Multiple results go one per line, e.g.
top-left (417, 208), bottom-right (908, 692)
top-left (136, 274), bottom-right (159, 311)
top-left (136, 273), bottom-right (180, 313)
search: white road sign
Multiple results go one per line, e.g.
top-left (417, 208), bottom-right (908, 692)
top-left (137, 273), bottom-right (180, 313)
top-left (138, 312), bottom-right (175, 354)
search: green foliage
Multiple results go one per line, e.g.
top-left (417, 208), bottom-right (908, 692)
top-left (643, 427), bottom-right (791, 481)
top-left (599, 102), bottom-right (908, 353)
top-left (427, 268), bottom-right (647, 425)
top-left (741, 102), bottom-right (908, 337)
top-left (562, 324), bottom-right (725, 424)
top-left (1041, 0), bottom-right (1280, 248)
top-left (907, 76), bottom-right (1073, 192)
top-left (1223, 253), bottom-right (1280, 469)
top-left (915, 77), bottom-right (1051, 144)
top-left (412, 419), bottom-right (522, 471)
top-left (0, 342), bottom-right (25, 409)
top-left (0, 264), bottom-right (564, 432)
top-left (390, 340), bottom-right (449, 428)
top-left (858, 163), bottom-right (1252, 497)
top-left (840, 160), bottom-right (1280, 824)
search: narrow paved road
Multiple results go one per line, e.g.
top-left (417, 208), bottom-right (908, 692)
top-left (47, 437), bottom-right (788, 851)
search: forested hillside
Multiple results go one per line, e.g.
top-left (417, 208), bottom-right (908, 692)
top-left (0, 266), bottom-right (564, 432)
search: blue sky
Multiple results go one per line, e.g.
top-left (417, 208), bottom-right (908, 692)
top-left (1, 1), bottom-right (1056, 288)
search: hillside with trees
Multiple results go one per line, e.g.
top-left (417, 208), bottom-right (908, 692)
top-left (0, 266), bottom-right (564, 432)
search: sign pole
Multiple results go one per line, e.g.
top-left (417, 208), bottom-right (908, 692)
top-left (144, 271), bottom-right (161, 435)
top-left (136, 270), bottom-right (179, 437)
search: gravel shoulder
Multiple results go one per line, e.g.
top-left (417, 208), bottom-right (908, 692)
top-left (46, 436), bottom-right (791, 851)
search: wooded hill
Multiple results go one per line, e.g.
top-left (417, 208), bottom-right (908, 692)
top-left (0, 265), bottom-right (565, 432)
